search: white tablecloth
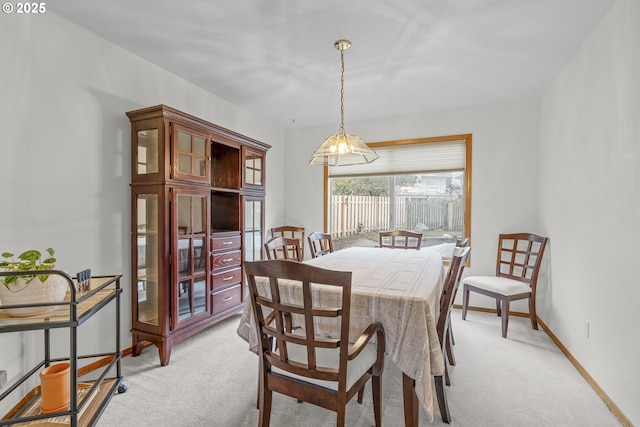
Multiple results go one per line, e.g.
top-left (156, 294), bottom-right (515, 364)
top-left (237, 246), bottom-right (445, 417)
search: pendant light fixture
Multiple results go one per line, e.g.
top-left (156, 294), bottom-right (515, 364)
top-left (309, 40), bottom-right (379, 166)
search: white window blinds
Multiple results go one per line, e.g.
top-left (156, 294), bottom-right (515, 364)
top-left (328, 139), bottom-right (466, 178)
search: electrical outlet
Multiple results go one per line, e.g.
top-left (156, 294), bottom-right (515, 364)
top-left (584, 320), bottom-right (590, 339)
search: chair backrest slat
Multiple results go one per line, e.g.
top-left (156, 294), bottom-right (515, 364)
top-left (245, 259), bottom-right (352, 384)
top-left (264, 236), bottom-right (303, 262)
top-left (270, 226), bottom-right (305, 258)
top-left (495, 233), bottom-right (548, 292)
top-left (379, 230), bottom-right (422, 250)
top-left (308, 232), bottom-right (335, 258)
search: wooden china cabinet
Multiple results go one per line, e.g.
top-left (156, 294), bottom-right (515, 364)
top-left (126, 105), bottom-right (269, 366)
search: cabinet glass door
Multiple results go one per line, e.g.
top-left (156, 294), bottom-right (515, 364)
top-left (131, 118), bottom-right (163, 183)
top-left (171, 123), bottom-right (210, 183)
top-left (243, 196), bottom-right (264, 262)
top-left (134, 192), bottom-right (160, 327)
top-left (137, 129), bottom-right (159, 175)
top-left (243, 148), bottom-right (264, 188)
top-left (173, 190), bottom-right (209, 328)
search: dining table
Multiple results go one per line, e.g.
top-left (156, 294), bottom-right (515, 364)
top-left (236, 246), bottom-right (450, 425)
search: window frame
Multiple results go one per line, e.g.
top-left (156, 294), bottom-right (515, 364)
top-left (322, 133), bottom-right (472, 244)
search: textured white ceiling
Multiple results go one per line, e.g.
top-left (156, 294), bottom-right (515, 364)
top-left (48, 0), bottom-right (615, 130)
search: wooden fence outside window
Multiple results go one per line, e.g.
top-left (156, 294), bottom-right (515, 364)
top-left (330, 195), bottom-right (463, 238)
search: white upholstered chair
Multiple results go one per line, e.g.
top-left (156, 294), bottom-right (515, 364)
top-left (461, 233), bottom-right (548, 338)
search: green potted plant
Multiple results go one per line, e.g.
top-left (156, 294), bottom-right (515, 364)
top-left (0, 248), bottom-right (68, 317)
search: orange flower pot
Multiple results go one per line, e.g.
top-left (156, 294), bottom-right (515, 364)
top-left (39, 362), bottom-right (70, 414)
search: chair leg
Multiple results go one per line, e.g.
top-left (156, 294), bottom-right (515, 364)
top-left (449, 318), bottom-right (455, 345)
top-left (336, 407), bottom-right (346, 427)
top-left (528, 296), bottom-right (539, 330)
top-left (372, 375), bottom-right (382, 427)
top-left (445, 328), bottom-right (455, 366)
top-left (444, 361), bottom-right (451, 387)
top-left (496, 299), bottom-right (502, 317)
top-left (434, 375), bottom-right (451, 424)
top-left (461, 285), bottom-right (469, 320)
top-left (258, 384), bottom-right (272, 427)
top-left (357, 384), bottom-right (365, 403)
top-left (256, 362), bottom-right (263, 409)
top-left (442, 325), bottom-right (453, 387)
top-left (501, 298), bottom-right (510, 338)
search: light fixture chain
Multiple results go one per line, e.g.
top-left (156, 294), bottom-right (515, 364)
top-left (309, 39), bottom-right (379, 166)
top-left (339, 48), bottom-right (345, 135)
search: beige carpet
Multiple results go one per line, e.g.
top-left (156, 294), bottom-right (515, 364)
top-left (96, 310), bottom-right (621, 426)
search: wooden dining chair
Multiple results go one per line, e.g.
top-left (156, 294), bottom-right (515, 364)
top-left (446, 235), bottom-right (469, 351)
top-left (437, 246), bottom-right (471, 386)
top-left (461, 233), bottom-right (548, 338)
top-left (264, 237), bottom-right (303, 262)
top-left (307, 232), bottom-right (334, 258)
top-left (378, 230), bottom-right (422, 250)
top-left (245, 260), bottom-right (386, 427)
top-left (270, 226), bottom-right (305, 259)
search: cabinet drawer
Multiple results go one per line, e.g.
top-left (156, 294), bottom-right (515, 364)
top-left (211, 250), bottom-right (241, 269)
top-left (212, 267), bottom-right (242, 291)
top-left (212, 285), bottom-right (241, 316)
top-left (211, 235), bottom-right (241, 251)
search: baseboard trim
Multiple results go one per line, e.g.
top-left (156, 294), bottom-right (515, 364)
top-left (77, 341), bottom-right (153, 379)
top-left (536, 317), bottom-right (632, 427)
top-left (77, 346), bottom-right (139, 377)
top-left (454, 304), bottom-right (632, 427)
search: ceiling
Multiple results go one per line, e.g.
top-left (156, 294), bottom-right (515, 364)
top-left (48, 0), bottom-right (615, 130)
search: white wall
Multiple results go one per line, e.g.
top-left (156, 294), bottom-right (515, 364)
top-left (539, 0), bottom-right (640, 423)
top-left (0, 12), bottom-right (285, 412)
top-left (2, 1), bottom-right (637, 424)
top-left (284, 100), bottom-right (542, 279)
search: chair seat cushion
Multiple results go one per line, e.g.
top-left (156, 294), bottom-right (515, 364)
top-left (463, 276), bottom-right (532, 296)
top-left (271, 340), bottom-right (378, 391)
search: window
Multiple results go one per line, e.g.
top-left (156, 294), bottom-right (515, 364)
top-left (324, 134), bottom-right (472, 250)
